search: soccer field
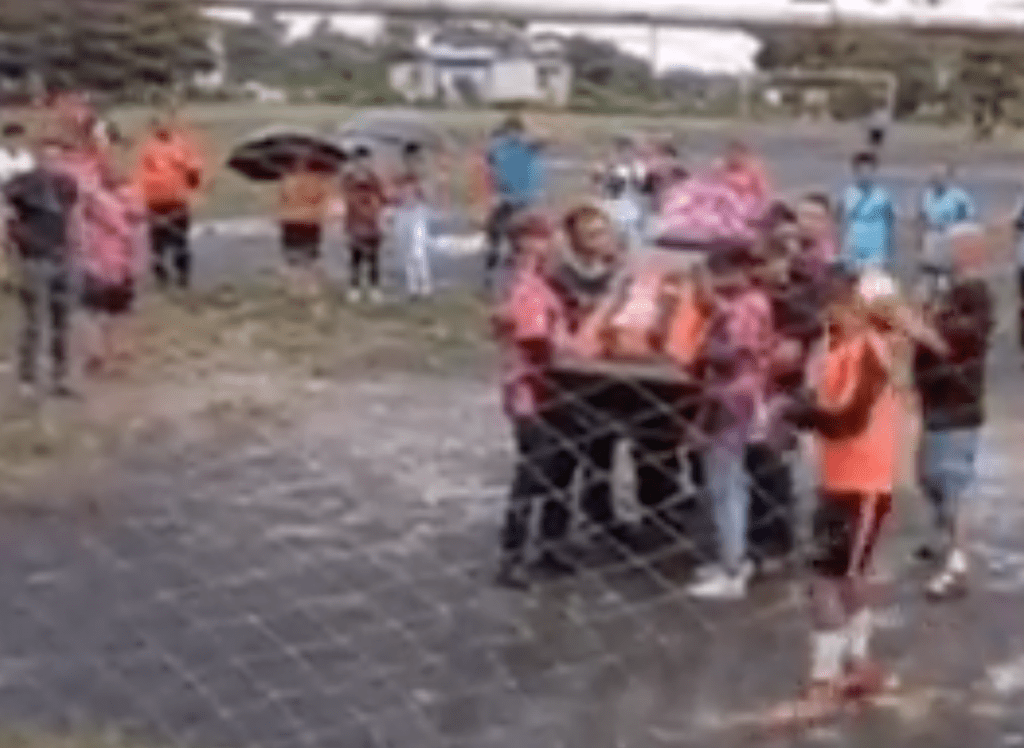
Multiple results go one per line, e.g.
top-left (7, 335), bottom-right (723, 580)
top-left (90, 103), bottom-right (1024, 220)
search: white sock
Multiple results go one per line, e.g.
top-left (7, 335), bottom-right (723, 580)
top-left (947, 548), bottom-right (968, 574)
top-left (810, 630), bottom-right (847, 683)
top-left (847, 609), bottom-right (873, 663)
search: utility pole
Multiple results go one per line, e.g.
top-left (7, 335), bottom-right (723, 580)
top-left (648, 22), bottom-right (658, 76)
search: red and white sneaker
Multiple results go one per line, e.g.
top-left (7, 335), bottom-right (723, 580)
top-left (841, 660), bottom-right (898, 700)
top-left (763, 680), bottom-right (846, 730)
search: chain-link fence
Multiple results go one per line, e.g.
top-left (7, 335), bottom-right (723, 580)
top-left (3, 98), bottom-right (1024, 748)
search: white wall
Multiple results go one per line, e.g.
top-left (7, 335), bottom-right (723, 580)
top-left (487, 58), bottom-right (539, 102)
top-left (389, 61), bottom-right (437, 101)
top-left (390, 56), bottom-right (572, 106)
top-left (536, 60), bottom-right (572, 105)
top-left (436, 64), bottom-right (491, 104)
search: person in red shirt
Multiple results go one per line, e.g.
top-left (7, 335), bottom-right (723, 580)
top-left (134, 116), bottom-right (204, 289)
top-left (493, 211), bottom-right (577, 588)
top-left (340, 147), bottom-right (387, 303)
top-left (278, 156), bottom-right (336, 301)
top-left (79, 165), bottom-right (146, 375)
top-left (717, 139), bottom-right (772, 211)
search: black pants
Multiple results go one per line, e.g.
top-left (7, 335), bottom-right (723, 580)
top-left (149, 204), bottom-right (191, 289)
top-left (349, 235), bottom-right (381, 290)
top-left (577, 432), bottom-right (618, 531)
top-left (501, 412), bottom-right (579, 555)
top-left (17, 257), bottom-right (71, 386)
top-left (745, 443), bottom-right (796, 560)
top-left (631, 395), bottom-right (699, 517)
top-left (484, 201), bottom-right (525, 288)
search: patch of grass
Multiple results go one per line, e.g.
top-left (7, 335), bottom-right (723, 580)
top-left (0, 282), bottom-right (495, 500)
top-left (129, 280), bottom-right (494, 378)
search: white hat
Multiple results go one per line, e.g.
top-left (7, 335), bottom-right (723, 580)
top-left (857, 268), bottom-right (899, 304)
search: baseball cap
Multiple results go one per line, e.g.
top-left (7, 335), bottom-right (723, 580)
top-left (857, 268), bottom-right (899, 304)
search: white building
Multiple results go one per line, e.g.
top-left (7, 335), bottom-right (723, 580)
top-left (241, 81), bottom-right (289, 103)
top-left (389, 27), bottom-right (572, 106)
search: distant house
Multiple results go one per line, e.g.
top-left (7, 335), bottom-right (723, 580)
top-left (389, 27), bottom-right (572, 107)
top-left (241, 81), bottom-right (288, 104)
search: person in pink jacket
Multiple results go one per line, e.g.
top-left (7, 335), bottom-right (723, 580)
top-left (717, 139), bottom-right (772, 213)
top-left (79, 166), bottom-right (146, 375)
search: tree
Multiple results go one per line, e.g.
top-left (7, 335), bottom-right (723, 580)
top-left (957, 50), bottom-right (1023, 139)
top-left (755, 29), bottom-right (939, 119)
top-left (0, 0), bottom-right (212, 93)
top-left (562, 34), bottom-right (657, 104)
top-left (220, 16), bottom-right (287, 84)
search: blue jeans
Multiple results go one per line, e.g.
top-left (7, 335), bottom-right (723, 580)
top-left (394, 202), bottom-right (432, 296)
top-left (706, 443), bottom-right (751, 573)
top-left (919, 427), bottom-right (980, 529)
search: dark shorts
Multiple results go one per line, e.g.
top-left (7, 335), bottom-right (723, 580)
top-left (809, 491), bottom-right (893, 578)
top-left (348, 233), bottom-right (381, 256)
top-left (281, 222), bottom-right (322, 266)
top-left (82, 276), bottom-right (134, 316)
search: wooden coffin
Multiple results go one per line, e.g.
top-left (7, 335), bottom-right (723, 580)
top-left (571, 247), bottom-right (710, 368)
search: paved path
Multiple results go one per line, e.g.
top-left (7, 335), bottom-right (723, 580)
top-left (1, 364), bottom-right (1024, 748)
top-left (186, 130), bottom-right (1024, 296)
top-left (2, 131), bottom-right (1024, 747)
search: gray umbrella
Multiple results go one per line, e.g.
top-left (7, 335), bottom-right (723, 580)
top-left (227, 126), bottom-right (348, 181)
top-left (336, 109), bottom-right (446, 151)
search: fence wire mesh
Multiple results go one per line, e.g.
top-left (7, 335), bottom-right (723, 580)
top-left (2, 102), bottom-right (1024, 748)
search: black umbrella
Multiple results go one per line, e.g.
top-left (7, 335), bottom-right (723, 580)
top-left (336, 109), bottom-right (445, 151)
top-left (227, 126), bottom-right (349, 181)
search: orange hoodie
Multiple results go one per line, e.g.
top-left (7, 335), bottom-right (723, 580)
top-left (135, 131), bottom-right (205, 209)
top-left (812, 330), bottom-right (901, 494)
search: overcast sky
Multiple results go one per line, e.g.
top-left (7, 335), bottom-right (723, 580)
top-left (205, 0), bottom-right (1023, 75)
top-left (204, 8), bottom-right (762, 73)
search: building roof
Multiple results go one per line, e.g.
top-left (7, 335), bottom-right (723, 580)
top-left (415, 25), bottom-right (564, 63)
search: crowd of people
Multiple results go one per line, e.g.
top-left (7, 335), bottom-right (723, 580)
top-left (0, 95), bottom-right (208, 392)
top-left (486, 128), bottom-right (998, 723)
top-left (0, 94), bottom-right (1012, 723)
top-left (0, 96), bottom-right (460, 394)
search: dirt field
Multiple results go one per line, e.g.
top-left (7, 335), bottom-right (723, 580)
top-left (0, 282), bottom-right (493, 504)
top-left (59, 103), bottom-right (1024, 219)
top-left (3, 107), bottom-right (1024, 748)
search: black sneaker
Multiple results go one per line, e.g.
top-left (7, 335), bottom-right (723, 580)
top-left (533, 550), bottom-right (577, 578)
top-left (51, 383), bottom-right (78, 400)
top-left (914, 543), bottom-right (943, 564)
top-left (495, 557), bottom-right (531, 590)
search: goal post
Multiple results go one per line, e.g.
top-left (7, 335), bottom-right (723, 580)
top-left (743, 67), bottom-right (898, 121)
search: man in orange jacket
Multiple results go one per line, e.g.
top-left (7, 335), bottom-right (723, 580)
top-left (135, 116), bottom-right (205, 289)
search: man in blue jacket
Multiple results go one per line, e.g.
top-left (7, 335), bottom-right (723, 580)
top-left (838, 151), bottom-right (895, 272)
top-left (483, 115), bottom-right (546, 291)
top-left (917, 163), bottom-right (976, 298)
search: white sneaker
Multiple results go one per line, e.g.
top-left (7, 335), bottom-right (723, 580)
top-left (368, 288), bottom-right (384, 305)
top-left (687, 566), bottom-right (750, 600)
top-left (346, 287), bottom-right (364, 304)
top-left (926, 550), bottom-right (969, 600)
top-left (693, 559), bottom-right (754, 582)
